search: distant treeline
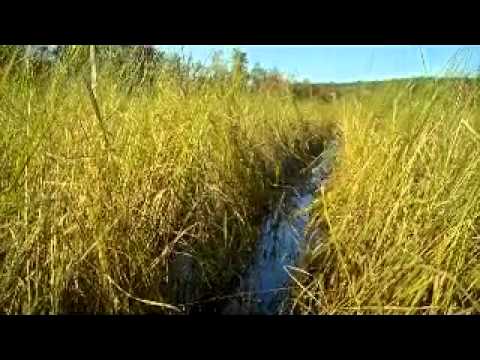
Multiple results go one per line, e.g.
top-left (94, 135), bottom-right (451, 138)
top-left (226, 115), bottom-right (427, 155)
top-left (1, 45), bottom-right (478, 99)
top-left (0, 45), bottom-right (292, 95)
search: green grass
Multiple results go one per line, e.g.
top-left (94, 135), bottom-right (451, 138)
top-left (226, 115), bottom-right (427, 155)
top-left (293, 78), bottom-right (480, 315)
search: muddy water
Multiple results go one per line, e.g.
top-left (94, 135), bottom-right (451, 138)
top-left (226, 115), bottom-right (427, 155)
top-left (169, 140), bottom-right (336, 314)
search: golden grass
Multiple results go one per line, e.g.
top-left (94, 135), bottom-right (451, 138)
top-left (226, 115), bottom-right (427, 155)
top-left (0, 51), bottom-right (333, 314)
top-left (2, 47), bottom-right (479, 315)
top-left (294, 79), bottom-right (480, 314)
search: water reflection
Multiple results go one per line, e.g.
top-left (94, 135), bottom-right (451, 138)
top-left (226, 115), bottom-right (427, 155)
top-left (222, 140), bottom-right (336, 314)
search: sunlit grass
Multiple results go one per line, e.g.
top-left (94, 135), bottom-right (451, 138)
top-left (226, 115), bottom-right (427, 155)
top-left (294, 77), bottom-right (480, 315)
top-left (2, 46), bottom-right (479, 315)
top-left (0, 48), bottom-right (333, 314)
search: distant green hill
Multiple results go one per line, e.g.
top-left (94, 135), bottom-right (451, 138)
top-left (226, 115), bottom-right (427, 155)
top-left (291, 76), bottom-right (478, 100)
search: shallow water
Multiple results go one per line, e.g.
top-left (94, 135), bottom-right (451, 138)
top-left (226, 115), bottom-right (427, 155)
top-left (170, 140), bottom-right (336, 314)
top-left (221, 141), bottom-right (336, 314)
top-left (221, 190), bottom-right (314, 314)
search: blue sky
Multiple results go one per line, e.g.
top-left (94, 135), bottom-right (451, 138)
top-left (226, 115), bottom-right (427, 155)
top-left (157, 45), bottom-right (480, 83)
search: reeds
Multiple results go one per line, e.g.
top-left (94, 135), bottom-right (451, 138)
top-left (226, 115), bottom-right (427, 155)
top-left (294, 77), bottom-right (480, 314)
top-left (0, 46), bottom-right (332, 313)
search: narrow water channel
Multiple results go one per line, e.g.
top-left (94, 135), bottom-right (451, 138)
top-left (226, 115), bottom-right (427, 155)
top-left (221, 140), bottom-right (336, 314)
top-left (169, 139), bottom-right (336, 315)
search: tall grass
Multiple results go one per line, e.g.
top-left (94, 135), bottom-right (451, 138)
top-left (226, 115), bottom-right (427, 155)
top-left (294, 78), bottom-right (480, 314)
top-left (4, 46), bottom-right (478, 315)
top-left (0, 47), bottom-right (332, 314)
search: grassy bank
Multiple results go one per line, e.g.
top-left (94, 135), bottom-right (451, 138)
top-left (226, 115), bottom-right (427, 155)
top-left (294, 78), bottom-right (480, 314)
top-left (3, 46), bottom-right (479, 315)
top-left (0, 50), bottom-right (334, 314)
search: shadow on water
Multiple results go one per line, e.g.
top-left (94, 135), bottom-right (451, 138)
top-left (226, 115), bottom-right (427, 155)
top-left (221, 139), bottom-right (336, 314)
top-left (221, 189), bottom-right (315, 314)
top-left (170, 139), bottom-right (337, 315)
